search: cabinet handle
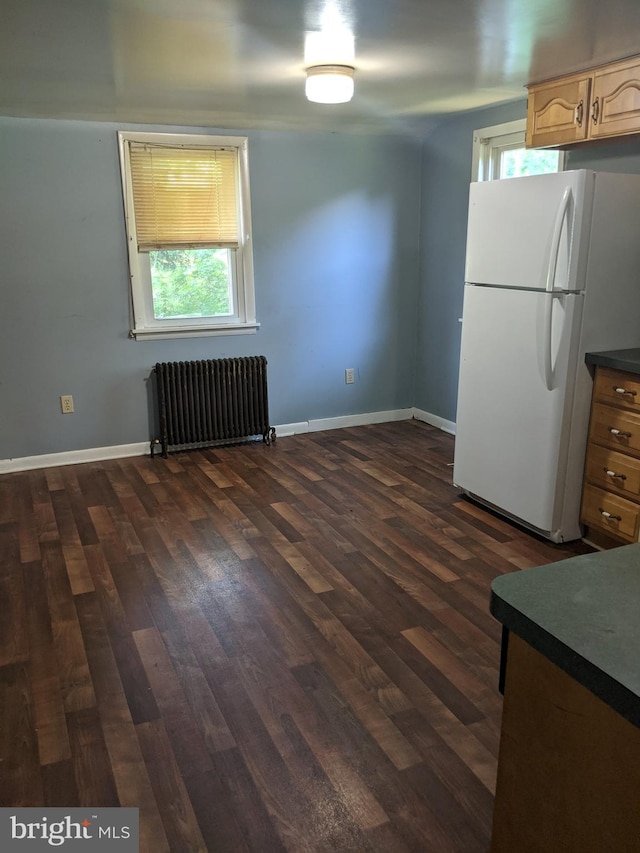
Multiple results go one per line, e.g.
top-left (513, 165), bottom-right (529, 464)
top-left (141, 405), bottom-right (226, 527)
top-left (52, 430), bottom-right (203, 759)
top-left (613, 386), bottom-right (637, 396)
top-left (575, 100), bottom-right (584, 127)
top-left (591, 96), bottom-right (600, 124)
top-left (608, 428), bottom-right (632, 438)
top-left (599, 508), bottom-right (622, 521)
top-left (604, 468), bottom-right (627, 480)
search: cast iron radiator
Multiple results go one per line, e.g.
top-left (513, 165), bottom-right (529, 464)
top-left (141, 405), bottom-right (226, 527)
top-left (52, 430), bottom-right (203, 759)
top-left (151, 357), bottom-right (276, 458)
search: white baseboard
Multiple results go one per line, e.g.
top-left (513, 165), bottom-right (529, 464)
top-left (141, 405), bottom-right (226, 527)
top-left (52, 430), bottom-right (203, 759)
top-left (255, 410), bottom-right (413, 439)
top-left (309, 408), bottom-right (413, 433)
top-left (0, 442), bottom-right (150, 474)
top-left (412, 407), bottom-right (456, 435)
top-left (274, 421), bottom-right (310, 438)
top-left (0, 408), bottom-right (453, 473)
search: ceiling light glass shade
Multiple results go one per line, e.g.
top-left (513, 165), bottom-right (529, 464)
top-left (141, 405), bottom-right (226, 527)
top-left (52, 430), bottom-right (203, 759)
top-left (305, 65), bottom-right (355, 104)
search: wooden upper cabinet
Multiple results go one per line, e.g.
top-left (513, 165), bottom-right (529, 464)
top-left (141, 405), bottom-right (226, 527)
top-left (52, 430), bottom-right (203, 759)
top-left (526, 74), bottom-right (591, 148)
top-left (591, 56), bottom-right (640, 139)
top-left (526, 55), bottom-right (640, 148)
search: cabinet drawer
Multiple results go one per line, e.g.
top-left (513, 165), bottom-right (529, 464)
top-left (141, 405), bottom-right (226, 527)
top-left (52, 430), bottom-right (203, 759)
top-left (593, 367), bottom-right (640, 412)
top-left (589, 403), bottom-right (640, 456)
top-left (581, 484), bottom-right (640, 542)
top-left (584, 444), bottom-right (640, 498)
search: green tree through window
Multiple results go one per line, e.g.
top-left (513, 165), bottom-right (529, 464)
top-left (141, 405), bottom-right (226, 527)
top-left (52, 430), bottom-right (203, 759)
top-left (150, 248), bottom-right (233, 319)
top-left (500, 148), bottom-right (560, 179)
top-left (473, 120), bottom-right (564, 182)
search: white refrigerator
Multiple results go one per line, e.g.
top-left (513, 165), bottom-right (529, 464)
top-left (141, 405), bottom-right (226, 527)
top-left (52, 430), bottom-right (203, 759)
top-left (453, 169), bottom-right (640, 543)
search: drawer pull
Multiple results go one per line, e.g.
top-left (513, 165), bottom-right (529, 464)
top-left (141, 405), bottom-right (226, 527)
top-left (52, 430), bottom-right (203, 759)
top-left (613, 386), bottom-right (637, 396)
top-left (604, 468), bottom-right (627, 480)
top-left (608, 428), bottom-right (632, 438)
top-left (599, 508), bottom-right (622, 521)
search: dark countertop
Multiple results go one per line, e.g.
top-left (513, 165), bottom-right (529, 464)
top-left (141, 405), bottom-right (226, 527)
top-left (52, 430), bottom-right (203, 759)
top-left (585, 348), bottom-right (640, 375)
top-left (491, 544), bottom-right (640, 727)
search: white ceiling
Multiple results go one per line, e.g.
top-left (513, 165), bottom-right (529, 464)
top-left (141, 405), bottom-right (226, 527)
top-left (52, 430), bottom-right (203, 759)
top-left (2, 0), bottom-right (640, 135)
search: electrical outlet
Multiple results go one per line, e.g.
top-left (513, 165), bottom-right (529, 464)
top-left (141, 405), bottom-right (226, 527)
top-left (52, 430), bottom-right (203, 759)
top-left (60, 395), bottom-right (74, 414)
top-left (345, 368), bottom-right (355, 385)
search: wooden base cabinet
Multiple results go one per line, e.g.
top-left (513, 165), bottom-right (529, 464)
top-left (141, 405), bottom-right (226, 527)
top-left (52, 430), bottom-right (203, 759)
top-left (581, 366), bottom-right (640, 545)
top-left (491, 634), bottom-right (640, 853)
top-left (527, 55), bottom-right (640, 148)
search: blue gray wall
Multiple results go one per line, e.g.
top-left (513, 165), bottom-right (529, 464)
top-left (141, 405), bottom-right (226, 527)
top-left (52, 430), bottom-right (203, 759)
top-left (414, 100), bottom-right (527, 424)
top-left (565, 137), bottom-right (640, 172)
top-left (0, 117), bottom-right (421, 459)
top-left (5, 109), bottom-right (640, 462)
top-left (415, 104), bottom-right (640, 426)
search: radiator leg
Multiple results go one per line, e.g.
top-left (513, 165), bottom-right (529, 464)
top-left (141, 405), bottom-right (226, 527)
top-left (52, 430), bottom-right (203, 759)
top-left (263, 427), bottom-right (276, 445)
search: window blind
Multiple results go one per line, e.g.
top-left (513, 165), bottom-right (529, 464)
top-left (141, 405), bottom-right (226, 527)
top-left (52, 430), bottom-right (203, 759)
top-left (128, 143), bottom-right (240, 251)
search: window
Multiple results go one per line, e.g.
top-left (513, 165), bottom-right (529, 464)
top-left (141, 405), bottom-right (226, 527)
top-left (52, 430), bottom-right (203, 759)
top-left (118, 131), bottom-right (257, 339)
top-left (471, 119), bottom-right (564, 182)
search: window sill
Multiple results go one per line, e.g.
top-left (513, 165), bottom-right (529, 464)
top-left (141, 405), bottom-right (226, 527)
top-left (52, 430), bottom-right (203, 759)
top-left (129, 322), bottom-right (260, 341)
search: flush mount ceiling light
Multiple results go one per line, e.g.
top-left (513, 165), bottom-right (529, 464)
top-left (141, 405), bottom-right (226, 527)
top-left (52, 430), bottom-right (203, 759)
top-left (305, 65), bottom-right (355, 104)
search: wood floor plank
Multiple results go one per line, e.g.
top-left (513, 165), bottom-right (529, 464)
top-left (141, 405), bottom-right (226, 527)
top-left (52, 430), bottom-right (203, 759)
top-left (136, 719), bottom-right (208, 853)
top-left (293, 659), bottom-right (458, 852)
top-left (402, 626), bottom-right (502, 717)
top-left (0, 420), bottom-right (594, 851)
top-left (0, 478), bottom-right (17, 524)
top-left (23, 560), bottom-right (71, 766)
top-left (0, 662), bottom-right (43, 807)
top-left (87, 544), bottom-right (155, 634)
top-left (192, 748), bottom-right (286, 853)
top-left (392, 706), bottom-right (494, 825)
top-left (210, 662), bottom-right (345, 851)
top-left (160, 627), bottom-right (237, 755)
top-left (133, 626), bottom-right (215, 777)
top-left (235, 646), bottom-right (390, 834)
top-left (62, 543), bottom-right (95, 596)
top-left (231, 557), bottom-right (319, 669)
top-left (41, 759), bottom-right (79, 807)
top-left (40, 541), bottom-right (96, 712)
top-left (0, 525), bottom-right (28, 666)
top-left (247, 510), bottom-right (334, 593)
top-left (60, 467), bottom-right (99, 547)
top-left (67, 707), bottom-right (119, 806)
top-left (128, 552), bottom-right (183, 635)
top-left (293, 615), bottom-right (425, 773)
top-left (273, 711), bottom-right (375, 849)
top-left (16, 474), bottom-right (41, 563)
top-left (75, 593), bottom-right (169, 853)
top-left (44, 467), bottom-right (66, 493)
top-left (250, 536), bottom-right (414, 716)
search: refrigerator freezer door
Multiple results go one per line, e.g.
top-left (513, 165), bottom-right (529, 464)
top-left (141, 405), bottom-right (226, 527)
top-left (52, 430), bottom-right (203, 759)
top-left (453, 284), bottom-right (582, 536)
top-left (465, 170), bottom-right (591, 292)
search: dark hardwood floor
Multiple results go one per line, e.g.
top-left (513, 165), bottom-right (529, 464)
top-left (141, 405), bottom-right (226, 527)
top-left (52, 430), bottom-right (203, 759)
top-left (0, 420), bottom-right (593, 851)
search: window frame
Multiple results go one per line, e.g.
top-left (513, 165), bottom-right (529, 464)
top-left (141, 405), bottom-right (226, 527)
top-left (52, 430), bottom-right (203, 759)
top-left (118, 131), bottom-right (258, 340)
top-left (471, 118), bottom-right (565, 182)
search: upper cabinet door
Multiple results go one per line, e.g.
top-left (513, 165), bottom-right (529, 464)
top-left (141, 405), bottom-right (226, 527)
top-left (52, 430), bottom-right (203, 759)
top-left (590, 57), bottom-right (640, 140)
top-left (526, 75), bottom-right (591, 148)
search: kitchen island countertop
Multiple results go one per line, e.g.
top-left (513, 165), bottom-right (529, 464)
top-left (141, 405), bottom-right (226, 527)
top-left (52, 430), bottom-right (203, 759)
top-left (491, 543), bottom-right (640, 727)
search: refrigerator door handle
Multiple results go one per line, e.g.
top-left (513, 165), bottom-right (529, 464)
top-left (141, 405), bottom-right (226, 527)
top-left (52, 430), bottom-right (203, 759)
top-left (543, 186), bottom-right (573, 390)
top-left (543, 292), bottom-right (560, 390)
top-left (544, 187), bottom-right (573, 293)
